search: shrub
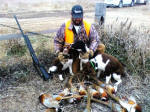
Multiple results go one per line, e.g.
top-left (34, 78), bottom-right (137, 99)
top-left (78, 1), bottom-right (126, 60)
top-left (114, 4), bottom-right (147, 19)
top-left (95, 19), bottom-right (150, 76)
top-left (5, 39), bottom-right (27, 57)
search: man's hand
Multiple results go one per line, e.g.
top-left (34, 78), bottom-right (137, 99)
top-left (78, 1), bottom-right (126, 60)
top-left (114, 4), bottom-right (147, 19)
top-left (88, 50), bottom-right (94, 57)
top-left (80, 50), bottom-right (94, 59)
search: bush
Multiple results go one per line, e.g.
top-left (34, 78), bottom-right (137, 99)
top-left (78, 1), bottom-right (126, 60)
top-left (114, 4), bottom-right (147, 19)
top-left (5, 39), bottom-right (27, 57)
top-left (95, 19), bottom-right (150, 76)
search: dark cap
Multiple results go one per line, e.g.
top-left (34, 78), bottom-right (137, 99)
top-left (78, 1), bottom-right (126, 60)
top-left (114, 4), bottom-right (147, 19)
top-left (71, 5), bottom-right (83, 19)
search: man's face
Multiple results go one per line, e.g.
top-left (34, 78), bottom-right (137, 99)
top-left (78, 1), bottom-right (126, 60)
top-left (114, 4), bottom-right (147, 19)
top-left (72, 17), bottom-right (83, 26)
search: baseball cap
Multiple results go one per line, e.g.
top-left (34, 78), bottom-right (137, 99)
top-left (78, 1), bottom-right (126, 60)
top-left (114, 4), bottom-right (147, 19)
top-left (71, 5), bottom-right (83, 19)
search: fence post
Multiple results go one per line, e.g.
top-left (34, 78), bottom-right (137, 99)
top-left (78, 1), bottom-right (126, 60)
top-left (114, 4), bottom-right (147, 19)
top-left (95, 3), bottom-right (106, 26)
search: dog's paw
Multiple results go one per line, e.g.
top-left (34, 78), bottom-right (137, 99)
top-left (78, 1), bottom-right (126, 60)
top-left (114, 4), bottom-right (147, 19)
top-left (48, 66), bottom-right (57, 73)
top-left (58, 74), bottom-right (64, 81)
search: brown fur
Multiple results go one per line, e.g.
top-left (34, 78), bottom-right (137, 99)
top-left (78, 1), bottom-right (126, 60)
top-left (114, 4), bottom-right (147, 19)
top-left (51, 58), bottom-right (65, 74)
top-left (97, 43), bottom-right (105, 54)
top-left (72, 58), bottom-right (80, 74)
top-left (82, 52), bottom-right (125, 82)
top-left (100, 53), bottom-right (125, 77)
top-left (82, 62), bottom-right (96, 76)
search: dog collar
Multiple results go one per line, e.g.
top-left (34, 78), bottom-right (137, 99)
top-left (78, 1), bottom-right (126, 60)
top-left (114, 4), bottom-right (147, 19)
top-left (90, 61), bottom-right (96, 71)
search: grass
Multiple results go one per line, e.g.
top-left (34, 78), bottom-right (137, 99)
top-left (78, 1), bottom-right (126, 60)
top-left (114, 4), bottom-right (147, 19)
top-left (0, 19), bottom-right (149, 85)
top-left (0, 33), bottom-right (54, 84)
top-left (0, 21), bottom-right (150, 112)
top-left (96, 19), bottom-right (150, 76)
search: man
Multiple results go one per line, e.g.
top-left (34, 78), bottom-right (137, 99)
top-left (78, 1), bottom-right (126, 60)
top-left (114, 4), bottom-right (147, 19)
top-left (54, 4), bottom-right (103, 57)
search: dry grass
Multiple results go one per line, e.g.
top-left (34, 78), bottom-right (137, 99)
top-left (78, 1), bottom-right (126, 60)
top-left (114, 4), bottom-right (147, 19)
top-left (96, 18), bottom-right (150, 75)
top-left (0, 20), bottom-right (150, 112)
top-left (0, 1), bottom-right (150, 112)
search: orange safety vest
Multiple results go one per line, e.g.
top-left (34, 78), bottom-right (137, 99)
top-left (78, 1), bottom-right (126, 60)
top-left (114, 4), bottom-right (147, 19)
top-left (65, 20), bottom-right (91, 44)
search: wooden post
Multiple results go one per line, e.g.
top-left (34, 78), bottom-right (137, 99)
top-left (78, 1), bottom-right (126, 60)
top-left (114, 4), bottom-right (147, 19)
top-left (95, 3), bottom-right (106, 26)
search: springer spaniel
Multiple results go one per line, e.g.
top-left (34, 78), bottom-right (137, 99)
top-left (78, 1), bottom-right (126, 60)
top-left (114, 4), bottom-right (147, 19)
top-left (90, 52), bottom-right (125, 92)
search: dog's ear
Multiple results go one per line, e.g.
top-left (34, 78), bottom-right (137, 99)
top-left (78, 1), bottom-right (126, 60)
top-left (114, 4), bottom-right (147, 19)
top-left (97, 44), bottom-right (105, 54)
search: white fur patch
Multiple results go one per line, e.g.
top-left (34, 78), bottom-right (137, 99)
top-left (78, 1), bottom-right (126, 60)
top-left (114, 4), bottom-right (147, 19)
top-left (113, 73), bottom-right (122, 92)
top-left (90, 54), bottom-right (110, 71)
top-left (106, 75), bottom-right (111, 84)
top-left (97, 70), bottom-right (101, 78)
top-left (62, 59), bottom-right (73, 70)
top-left (80, 59), bottom-right (89, 70)
top-left (58, 74), bottom-right (64, 81)
top-left (113, 73), bottom-right (121, 81)
top-left (85, 45), bottom-right (90, 52)
top-left (81, 59), bottom-right (89, 63)
top-left (48, 66), bottom-right (57, 73)
top-left (61, 59), bottom-right (73, 75)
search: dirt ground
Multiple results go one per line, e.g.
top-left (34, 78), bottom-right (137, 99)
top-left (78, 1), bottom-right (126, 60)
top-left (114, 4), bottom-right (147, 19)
top-left (0, 2), bottom-right (150, 112)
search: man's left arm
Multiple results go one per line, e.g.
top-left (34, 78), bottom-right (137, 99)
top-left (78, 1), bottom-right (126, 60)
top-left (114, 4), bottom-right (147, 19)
top-left (88, 24), bottom-right (100, 52)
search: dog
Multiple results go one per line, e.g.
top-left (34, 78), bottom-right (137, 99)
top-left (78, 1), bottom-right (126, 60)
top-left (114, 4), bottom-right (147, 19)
top-left (90, 52), bottom-right (125, 92)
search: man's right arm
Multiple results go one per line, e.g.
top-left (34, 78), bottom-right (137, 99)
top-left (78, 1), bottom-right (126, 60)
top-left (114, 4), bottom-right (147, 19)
top-left (54, 23), bottom-right (66, 54)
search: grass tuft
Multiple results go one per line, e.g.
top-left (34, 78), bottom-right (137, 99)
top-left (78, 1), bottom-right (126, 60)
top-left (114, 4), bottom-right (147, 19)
top-left (95, 19), bottom-right (150, 76)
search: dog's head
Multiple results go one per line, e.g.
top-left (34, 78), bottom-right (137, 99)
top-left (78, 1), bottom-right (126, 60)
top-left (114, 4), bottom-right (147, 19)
top-left (58, 52), bottom-right (70, 64)
top-left (71, 40), bottom-right (88, 53)
top-left (71, 40), bottom-right (91, 61)
top-left (63, 44), bottom-right (71, 54)
top-left (97, 44), bottom-right (105, 54)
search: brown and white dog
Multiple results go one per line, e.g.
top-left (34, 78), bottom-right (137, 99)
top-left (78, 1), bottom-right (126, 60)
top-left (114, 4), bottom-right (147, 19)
top-left (89, 50), bottom-right (125, 92)
top-left (79, 43), bottom-right (125, 92)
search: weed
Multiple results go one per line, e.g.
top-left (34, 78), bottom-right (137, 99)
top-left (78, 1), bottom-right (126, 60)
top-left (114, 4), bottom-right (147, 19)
top-left (96, 19), bottom-right (150, 76)
top-left (4, 39), bottom-right (27, 57)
